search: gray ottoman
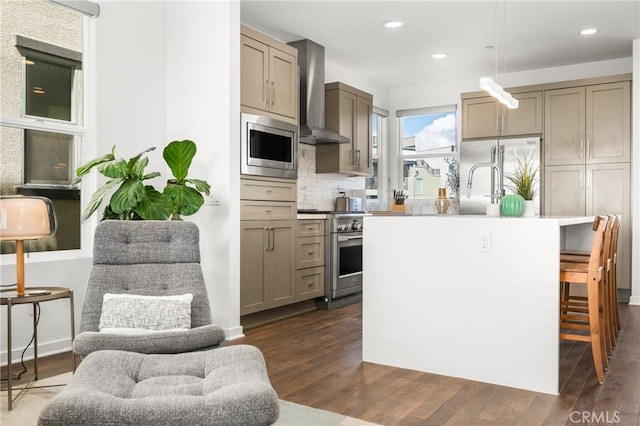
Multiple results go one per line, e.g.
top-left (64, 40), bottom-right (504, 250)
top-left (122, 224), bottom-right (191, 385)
top-left (38, 345), bottom-right (279, 426)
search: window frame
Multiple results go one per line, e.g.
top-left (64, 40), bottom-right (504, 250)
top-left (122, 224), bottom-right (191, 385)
top-left (366, 107), bottom-right (388, 206)
top-left (21, 49), bottom-right (81, 124)
top-left (396, 105), bottom-right (458, 199)
top-left (0, 9), bottom-right (96, 262)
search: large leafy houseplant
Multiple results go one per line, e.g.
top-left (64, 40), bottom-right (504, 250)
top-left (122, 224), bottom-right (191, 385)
top-left (74, 140), bottom-right (210, 221)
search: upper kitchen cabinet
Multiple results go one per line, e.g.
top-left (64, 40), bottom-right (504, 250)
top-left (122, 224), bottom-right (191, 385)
top-left (461, 91), bottom-right (542, 139)
top-left (544, 81), bottom-right (630, 166)
top-left (241, 25), bottom-right (298, 123)
top-left (316, 82), bottom-right (373, 176)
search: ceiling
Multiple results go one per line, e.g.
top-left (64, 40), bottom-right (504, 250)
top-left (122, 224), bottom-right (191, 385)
top-left (240, 1), bottom-right (640, 89)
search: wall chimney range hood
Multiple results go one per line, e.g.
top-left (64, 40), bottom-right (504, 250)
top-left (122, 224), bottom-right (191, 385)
top-left (288, 39), bottom-right (349, 144)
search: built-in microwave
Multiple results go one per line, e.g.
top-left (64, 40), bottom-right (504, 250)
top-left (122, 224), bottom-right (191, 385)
top-left (241, 113), bottom-right (297, 179)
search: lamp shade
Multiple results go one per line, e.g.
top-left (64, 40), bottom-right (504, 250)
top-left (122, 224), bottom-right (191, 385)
top-left (0, 196), bottom-right (56, 241)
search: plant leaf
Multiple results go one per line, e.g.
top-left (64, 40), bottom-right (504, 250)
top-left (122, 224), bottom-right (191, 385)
top-left (186, 178), bottom-right (211, 195)
top-left (163, 140), bottom-right (196, 181)
top-left (135, 186), bottom-right (172, 220)
top-left (73, 151), bottom-right (115, 184)
top-left (164, 184), bottom-right (204, 216)
top-left (142, 172), bottom-right (161, 181)
top-left (98, 159), bottom-right (128, 179)
top-left (130, 155), bottom-right (150, 178)
top-left (109, 179), bottom-right (145, 214)
top-left (81, 178), bottom-right (122, 222)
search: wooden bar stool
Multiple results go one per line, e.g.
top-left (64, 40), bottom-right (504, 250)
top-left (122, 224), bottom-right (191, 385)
top-left (559, 215), bottom-right (608, 384)
top-left (560, 215), bottom-right (620, 351)
top-left (608, 215), bottom-right (622, 334)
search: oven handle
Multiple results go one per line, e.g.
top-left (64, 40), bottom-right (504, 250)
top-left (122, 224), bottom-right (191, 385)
top-left (337, 235), bottom-right (362, 242)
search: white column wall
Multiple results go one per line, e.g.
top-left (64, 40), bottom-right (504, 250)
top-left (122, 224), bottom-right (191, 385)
top-left (164, 1), bottom-right (242, 336)
top-left (630, 39), bottom-right (640, 305)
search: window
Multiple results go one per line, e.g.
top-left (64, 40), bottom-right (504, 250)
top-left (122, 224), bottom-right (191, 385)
top-left (0, 0), bottom-right (87, 254)
top-left (397, 105), bottom-right (458, 199)
top-left (365, 108), bottom-right (388, 201)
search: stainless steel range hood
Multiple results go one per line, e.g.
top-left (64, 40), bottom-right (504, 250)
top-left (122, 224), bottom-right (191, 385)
top-left (288, 39), bottom-right (349, 144)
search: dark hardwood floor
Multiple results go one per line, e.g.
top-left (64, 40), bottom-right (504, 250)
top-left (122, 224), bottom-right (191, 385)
top-left (230, 302), bottom-right (639, 425)
top-left (5, 302), bottom-right (639, 425)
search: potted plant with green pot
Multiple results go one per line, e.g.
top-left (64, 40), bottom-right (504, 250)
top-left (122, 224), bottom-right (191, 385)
top-left (74, 140), bottom-right (210, 221)
top-left (504, 154), bottom-right (538, 217)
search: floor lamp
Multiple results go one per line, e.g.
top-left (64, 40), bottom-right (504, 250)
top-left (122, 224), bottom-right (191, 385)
top-left (0, 196), bottom-right (57, 296)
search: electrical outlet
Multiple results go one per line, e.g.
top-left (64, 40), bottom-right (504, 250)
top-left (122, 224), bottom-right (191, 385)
top-left (478, 231), bottom-right (491, 253)
top-left (204, 191), bottom-right (220, 206)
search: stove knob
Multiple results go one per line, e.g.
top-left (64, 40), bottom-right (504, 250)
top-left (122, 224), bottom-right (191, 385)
top-left (351, 222), bottom-right (362, 231)
top-left (337, 223), bottom-right (347, 232)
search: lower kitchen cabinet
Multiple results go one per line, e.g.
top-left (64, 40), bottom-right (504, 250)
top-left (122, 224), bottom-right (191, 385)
top-left (295, 219), bottom-right (325, 301)
top-left (240, 220), bottom-right (296, 315)
top-left (544, 162), bottom-right (631, 289)
top-left (296, 266), bottom-right (324, 301)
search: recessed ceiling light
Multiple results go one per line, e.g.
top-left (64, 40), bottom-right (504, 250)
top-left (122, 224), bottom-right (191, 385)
top-left (580, 28), bottom-right (598, 36)
top-left (431, 53), bottom-right (448, 59)
top-left (383, 21), bottom-right (404, 29)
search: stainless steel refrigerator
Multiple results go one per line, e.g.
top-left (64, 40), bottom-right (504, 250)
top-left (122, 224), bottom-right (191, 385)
top-left (459, 137), bottom-right (541, 215)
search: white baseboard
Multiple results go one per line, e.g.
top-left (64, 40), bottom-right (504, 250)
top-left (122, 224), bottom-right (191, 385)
top-left (629, 295), bottom-right (640, 306)
top-left (223, 325), bottom-right (244, 341)
top-left (0, 338), bottom-right (72, 367)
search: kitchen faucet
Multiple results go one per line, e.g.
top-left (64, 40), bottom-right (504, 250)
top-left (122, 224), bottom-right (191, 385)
top-left (466, 146), bottom-right (504, 204)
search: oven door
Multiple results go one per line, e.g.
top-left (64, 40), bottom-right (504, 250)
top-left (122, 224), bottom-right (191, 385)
top-left (331, 232), bottom-right (363, 299)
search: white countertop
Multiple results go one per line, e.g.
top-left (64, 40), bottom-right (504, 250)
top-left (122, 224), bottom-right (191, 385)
top-left (366, 214), bottom-right (595, 226)
top-left (297, 213), bottom-right (327, 219)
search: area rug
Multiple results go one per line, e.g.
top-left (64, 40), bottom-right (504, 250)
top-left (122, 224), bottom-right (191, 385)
top-left (1, 373), bottom-right (378, 426)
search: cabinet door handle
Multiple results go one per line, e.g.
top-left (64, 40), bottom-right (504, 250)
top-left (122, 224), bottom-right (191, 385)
top-left (586, 169), bottom-right (592, 189)
top-left (356, 150), bottom-right (361, 167)
top-left (501, 114), bottom-right (506, 133)
top-left (580, 140), bottom-right (585, 160)
top-left (307, 281), bottom-right (314, 287)
top-left (265, 80), bottom-right (270, 106)
top-left (350, 149), bottom-right (354, 166)
top-left (580, 170), bottom-right (584, 189)
top-left (496, 113), bottom-right (500, 133)
top-left (270, 81), bottom-right (275, 106)
top-left (586, 139), bottom-right (590, 160)
top-left (270, 228), bottom-right (275, 251)
top-left (265, 189), bottom-right (272, 193)
top-left (265, 209), bottom-right (272, 214)
top-left (307, 250), bottom-right (314, 255)
top-left (265, 227), bottom-right (270, 251)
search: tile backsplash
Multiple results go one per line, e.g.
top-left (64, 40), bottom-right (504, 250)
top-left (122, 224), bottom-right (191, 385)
top-left (297, 144), bottom-right (366, 211)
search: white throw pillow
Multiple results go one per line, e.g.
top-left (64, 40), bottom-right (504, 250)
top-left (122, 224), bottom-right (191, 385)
top-left (99, 293), bottom-right (193, 333)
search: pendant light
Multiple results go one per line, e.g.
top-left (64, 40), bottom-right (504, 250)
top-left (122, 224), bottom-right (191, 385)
top-left (480, 0), bottom-right (518, 109)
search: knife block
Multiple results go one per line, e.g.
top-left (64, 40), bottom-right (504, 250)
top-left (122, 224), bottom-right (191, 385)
top-left (391, 200), bottom-right (405, 212)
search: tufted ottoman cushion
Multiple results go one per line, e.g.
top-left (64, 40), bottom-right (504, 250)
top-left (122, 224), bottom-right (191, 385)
top-left (37, 345), bottom-right (279, 426)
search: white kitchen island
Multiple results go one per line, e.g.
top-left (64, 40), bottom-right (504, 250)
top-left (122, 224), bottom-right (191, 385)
top-left (362, 215), bottom-right (594, 395)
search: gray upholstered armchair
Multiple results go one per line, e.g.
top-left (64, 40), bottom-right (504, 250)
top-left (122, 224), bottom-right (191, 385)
top-left (73, 220), bottom-right (226, 356)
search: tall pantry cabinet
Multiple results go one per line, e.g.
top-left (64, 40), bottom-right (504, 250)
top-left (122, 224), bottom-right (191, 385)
top-left (544, 80), bottom-right (631, 289)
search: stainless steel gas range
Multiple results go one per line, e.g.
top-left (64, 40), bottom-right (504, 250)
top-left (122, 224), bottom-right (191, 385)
top-left (317, 212), bottom-right (369, 310)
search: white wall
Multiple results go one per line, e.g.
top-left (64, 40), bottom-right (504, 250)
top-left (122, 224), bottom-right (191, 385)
top-left (630, 40), bottom-right (640, 305)
top-left (164, 1), bottom-right (242, 336)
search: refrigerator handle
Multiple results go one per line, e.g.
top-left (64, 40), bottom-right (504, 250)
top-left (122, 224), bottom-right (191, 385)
top-left (490, 146), bottom-right (497, 204)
